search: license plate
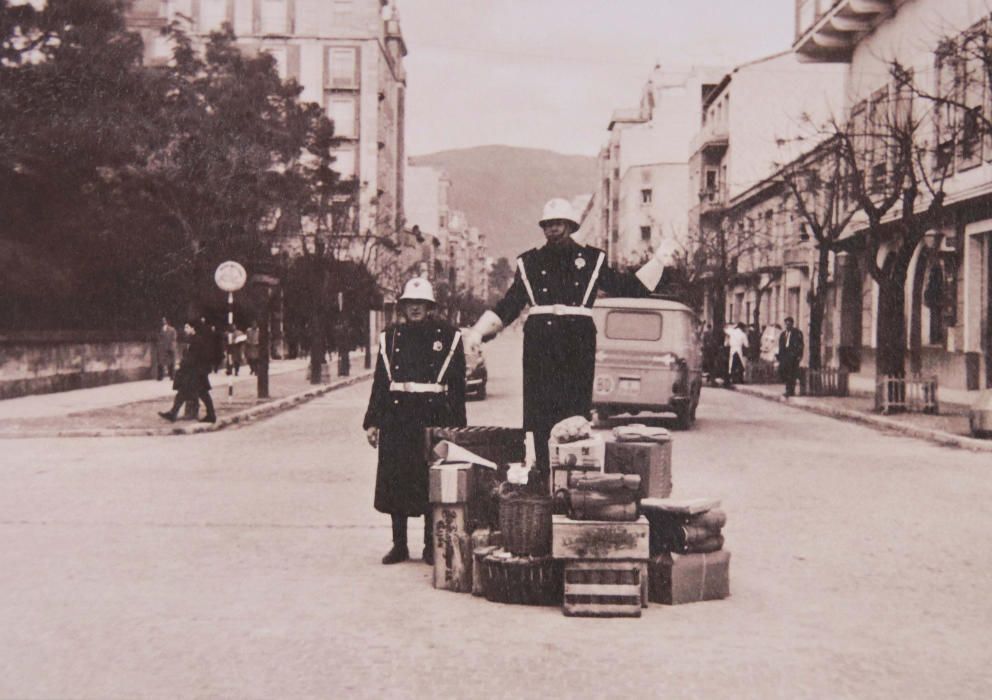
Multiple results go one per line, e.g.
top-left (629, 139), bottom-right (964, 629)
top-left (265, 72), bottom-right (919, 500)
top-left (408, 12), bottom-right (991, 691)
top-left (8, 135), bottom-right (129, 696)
top-left (617, 377), bottom-right (641, 395)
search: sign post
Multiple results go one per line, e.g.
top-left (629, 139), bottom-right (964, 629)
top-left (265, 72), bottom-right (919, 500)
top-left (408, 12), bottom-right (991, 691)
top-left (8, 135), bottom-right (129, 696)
top-left (215, 261), bottom-right (247, 402)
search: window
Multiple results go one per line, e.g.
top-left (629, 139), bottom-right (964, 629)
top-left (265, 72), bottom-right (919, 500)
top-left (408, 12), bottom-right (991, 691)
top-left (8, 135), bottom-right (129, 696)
top-left (332, 148), bottom-right (356, 178)
top-left (260, 0), bottom-right (288, 34)
top-left (200, 0), bottom-right (226, 31)
top-left (640, 226), bottom-right (651, 242)
top-left (327, 96), bottom-right (357, 138)
top-left (327, 47), bottom-right (359, 89)
top-left (641, 188), bottom-right (652, 204)
top-left (605, 311), bottom-right (662, 341)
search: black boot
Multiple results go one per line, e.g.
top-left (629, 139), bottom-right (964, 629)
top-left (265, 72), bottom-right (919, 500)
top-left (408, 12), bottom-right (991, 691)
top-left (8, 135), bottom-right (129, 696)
top-left (422, 513), bottom-right (434, 565)
top-left (158, 410), bottom-right (176, 422)
top-left (381, 544), bottom-right (410, 565)
top-left (383, 515), bottom-right (409, 564)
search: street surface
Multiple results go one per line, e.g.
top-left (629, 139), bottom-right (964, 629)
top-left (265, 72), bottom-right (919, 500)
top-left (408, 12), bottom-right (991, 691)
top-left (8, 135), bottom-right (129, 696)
top-left (1, 328), bottom-right (991, 698)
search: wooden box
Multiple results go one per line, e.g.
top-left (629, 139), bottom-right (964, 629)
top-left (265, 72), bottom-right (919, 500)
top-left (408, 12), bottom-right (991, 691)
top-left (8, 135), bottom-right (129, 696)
top-left (432, 503), bottom-right (472, 592)
top-left (604, 440), bottom-right (672, 499)
top-left (649, 551), bottom-right (731, 605)
top-left (563, 560), bottom-right (643, 618)
top-left (552, 515), bottom-right (649, 560)
top-left (429, 463), bottom-right (472, 504)
top-left (549, 437), bottom-right (606, 470)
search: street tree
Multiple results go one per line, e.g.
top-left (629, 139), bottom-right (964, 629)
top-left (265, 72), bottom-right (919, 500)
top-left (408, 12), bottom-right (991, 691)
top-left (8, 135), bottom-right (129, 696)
top-left (829, 64), bottom-right (959, 377)
top-left (778, 136), bottom-right (859, 371)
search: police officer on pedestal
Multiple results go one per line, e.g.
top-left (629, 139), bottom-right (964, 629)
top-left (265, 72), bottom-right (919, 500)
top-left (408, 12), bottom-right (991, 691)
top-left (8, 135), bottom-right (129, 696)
top-left (464, 198), bottom-right (672, 480)
top-left (363, 277), bottom-right (467, 565)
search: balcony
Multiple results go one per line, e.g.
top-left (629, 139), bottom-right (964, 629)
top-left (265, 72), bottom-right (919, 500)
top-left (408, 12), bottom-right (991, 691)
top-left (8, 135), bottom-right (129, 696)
top-left (794, 0), bottom-right (895, 62)
top-left (698, 187), bottom-right (727, 217)
top-left (690, 125), bottom-right (729, 157)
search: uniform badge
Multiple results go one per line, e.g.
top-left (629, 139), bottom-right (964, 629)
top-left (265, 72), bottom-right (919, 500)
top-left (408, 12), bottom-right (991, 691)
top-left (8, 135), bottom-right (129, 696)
top-left (575, 257), bottom-right (586, 269)
top-left (432, 340), bottom-right (443, 352)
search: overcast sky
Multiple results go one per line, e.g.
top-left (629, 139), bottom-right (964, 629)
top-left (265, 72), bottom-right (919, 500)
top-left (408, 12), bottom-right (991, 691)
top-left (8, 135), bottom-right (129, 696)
top-left (399, 0), bottom-right (797, 157)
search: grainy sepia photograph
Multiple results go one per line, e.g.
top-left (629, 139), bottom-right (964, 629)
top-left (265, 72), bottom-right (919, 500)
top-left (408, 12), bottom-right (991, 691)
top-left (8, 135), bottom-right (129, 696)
top-left (2, 0), bottom-right (991, 697)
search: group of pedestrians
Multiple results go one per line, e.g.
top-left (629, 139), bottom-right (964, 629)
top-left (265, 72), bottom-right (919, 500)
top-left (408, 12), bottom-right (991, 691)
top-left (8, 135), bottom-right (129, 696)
top-left (702, 317), bottom-right (805, 396)
top-left (156, 317), bottom-right (264, 425)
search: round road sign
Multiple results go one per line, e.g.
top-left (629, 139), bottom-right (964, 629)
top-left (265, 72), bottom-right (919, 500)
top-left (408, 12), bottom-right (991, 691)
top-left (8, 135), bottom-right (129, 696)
top-left (214, 261), bottom-right (247, 292)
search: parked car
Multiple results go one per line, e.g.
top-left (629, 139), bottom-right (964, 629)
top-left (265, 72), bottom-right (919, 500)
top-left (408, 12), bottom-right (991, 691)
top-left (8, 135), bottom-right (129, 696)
top-left (590, 296), bottom-right (703, 429)
top-left (462, 330), bottom-right (488, 399)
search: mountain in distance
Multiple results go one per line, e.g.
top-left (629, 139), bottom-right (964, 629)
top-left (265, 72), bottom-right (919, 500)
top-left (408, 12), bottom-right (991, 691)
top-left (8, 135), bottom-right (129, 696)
top-left (408, 145), bottom-right (598, 261)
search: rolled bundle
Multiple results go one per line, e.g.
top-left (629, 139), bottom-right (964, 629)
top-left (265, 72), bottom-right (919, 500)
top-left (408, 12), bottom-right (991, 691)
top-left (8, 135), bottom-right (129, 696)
top-left (570, 473), bottom-right (641, 492)
top-left (566, 489), bottom-right (639, 522)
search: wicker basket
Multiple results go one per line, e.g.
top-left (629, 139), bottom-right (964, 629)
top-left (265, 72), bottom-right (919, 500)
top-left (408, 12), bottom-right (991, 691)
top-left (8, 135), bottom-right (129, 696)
top-left (499, 486), bottom-right (553, 557)
top-left (480, 550), bottom-right (562, 606)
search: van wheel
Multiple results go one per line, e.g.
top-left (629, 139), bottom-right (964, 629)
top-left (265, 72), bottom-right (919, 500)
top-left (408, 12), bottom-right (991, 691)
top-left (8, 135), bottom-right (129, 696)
top-left (591, 409), bottom-right (610, 429)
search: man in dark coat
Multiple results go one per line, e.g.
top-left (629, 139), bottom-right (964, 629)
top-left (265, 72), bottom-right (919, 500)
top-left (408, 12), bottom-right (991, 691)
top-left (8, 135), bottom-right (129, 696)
top-left (464, 198), bottom-right (673, 479)
top-left (159, 321), bottom-right (217, 423)
top-left (364, 277), bottom-right (467, 565)
top-left (777, 316), bottom-right (804, 397)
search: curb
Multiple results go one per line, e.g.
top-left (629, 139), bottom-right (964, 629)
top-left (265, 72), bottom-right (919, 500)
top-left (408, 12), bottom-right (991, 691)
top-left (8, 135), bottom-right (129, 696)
top-left (0, 371), bottom-right (373, 440)
top-left (733, 385), bottom-right (992, 453)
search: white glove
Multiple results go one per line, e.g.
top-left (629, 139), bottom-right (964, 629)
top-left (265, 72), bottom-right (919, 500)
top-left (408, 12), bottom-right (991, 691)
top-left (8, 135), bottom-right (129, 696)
top-left (636, 238), bottom-right (677, 291)
top-left (469, 310), bottom-right (504, 344)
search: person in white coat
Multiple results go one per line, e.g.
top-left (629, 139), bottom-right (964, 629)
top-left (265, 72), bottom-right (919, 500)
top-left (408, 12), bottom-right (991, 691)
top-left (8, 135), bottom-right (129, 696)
top-left (725, 322), bottom-right (749, 387)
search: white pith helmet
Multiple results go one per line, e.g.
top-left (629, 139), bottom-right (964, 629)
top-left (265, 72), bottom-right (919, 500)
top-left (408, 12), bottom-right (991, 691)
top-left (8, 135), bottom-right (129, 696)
top-left (539, 198), bottom-right (580, 231)
top-left (399, 277), bottom-right (436, 303)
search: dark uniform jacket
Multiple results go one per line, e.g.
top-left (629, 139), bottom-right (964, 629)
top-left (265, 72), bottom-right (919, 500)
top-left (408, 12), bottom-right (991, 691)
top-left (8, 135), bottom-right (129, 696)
top-left (778, 327), bottom-right (805, 368)
top-left (493, 239), bottom-right (649, 431)
top-left (363, 319), bottom-right (467, 516)
top-left (172, 331), bottom-right (213, 395)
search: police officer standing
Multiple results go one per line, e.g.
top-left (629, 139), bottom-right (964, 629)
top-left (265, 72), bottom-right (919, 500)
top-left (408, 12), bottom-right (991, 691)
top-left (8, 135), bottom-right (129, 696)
top-left (464, 198), bottom-right (672, 480)
top-left (364, 278), bottom-right (467, 565)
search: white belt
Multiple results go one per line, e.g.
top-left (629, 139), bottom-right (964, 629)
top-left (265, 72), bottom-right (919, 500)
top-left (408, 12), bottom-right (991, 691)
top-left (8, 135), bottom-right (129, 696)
top-left (529, 304), bottom-right (593, 317)
top-left (389, 381), bottom-right (446, 393)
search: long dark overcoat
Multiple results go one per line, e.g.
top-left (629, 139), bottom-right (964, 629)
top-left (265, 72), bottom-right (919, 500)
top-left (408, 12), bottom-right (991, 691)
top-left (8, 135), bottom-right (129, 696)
top-left (363, 319), bottom-right (466, 516)
top-left (172, 332), bottom-right (213, 395)
top-left (492, 239), bottom-right (650, 432)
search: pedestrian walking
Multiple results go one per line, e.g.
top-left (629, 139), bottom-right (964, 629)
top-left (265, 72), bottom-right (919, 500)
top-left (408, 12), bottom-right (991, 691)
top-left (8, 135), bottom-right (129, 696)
top-left (464, 197), bottom-right (673, 480)
top-left (725, 322), bottom-right (749, 387)
top-left (158, 321), bottom-right (217, 424)
top-left (363, 278), bottom-right (467, 565)
top-left (245, 321), bottom-right (260, 376)
top-left (156, 317), bottom-right (178, 381)
top-left (777, 316), bottom-right (805, 397)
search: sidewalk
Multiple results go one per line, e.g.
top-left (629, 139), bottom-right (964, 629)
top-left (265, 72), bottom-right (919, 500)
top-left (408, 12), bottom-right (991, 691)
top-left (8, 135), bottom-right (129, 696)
top-left (0, 353), bottom-right (372, 439)
top-left (731, 378), bottom-right (992, 453)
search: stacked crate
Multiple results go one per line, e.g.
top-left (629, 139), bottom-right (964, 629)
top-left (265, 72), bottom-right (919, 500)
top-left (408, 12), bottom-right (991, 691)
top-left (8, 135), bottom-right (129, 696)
top-left (552, 515), bottom-right (650, 617)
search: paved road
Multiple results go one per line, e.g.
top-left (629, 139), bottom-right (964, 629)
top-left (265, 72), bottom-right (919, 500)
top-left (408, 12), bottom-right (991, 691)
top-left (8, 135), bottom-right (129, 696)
top-left (1, 329), bottom-right (990, 699)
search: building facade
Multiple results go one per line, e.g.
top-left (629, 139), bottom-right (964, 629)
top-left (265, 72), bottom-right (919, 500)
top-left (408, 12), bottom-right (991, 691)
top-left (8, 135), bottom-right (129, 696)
top-left (795, 0), bottom-right (992, 391)
top-left (688, 51), bottom-right (846, 349)
top-left (127, 0), bottom-right (407, 275)
top-left (585, 66), bottom-right (726, 268)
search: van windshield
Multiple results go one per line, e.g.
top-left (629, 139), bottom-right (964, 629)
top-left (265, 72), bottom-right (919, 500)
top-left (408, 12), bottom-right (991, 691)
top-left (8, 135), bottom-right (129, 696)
top-left (605, 311), bottom-right (662, 341)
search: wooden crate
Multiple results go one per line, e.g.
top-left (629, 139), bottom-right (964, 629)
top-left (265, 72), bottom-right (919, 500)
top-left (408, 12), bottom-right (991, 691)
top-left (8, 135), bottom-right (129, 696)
top-left (552, 515), bottom-right (649, 560)
top-left (563, 560), bottom-right (643, 618)
top-left (604, 440), bottom-right (672, 499)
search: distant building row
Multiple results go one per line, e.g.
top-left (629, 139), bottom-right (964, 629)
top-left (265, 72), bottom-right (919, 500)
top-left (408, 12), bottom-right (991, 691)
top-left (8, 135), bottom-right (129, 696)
top-left (583, 0), bottom-right (992, 396)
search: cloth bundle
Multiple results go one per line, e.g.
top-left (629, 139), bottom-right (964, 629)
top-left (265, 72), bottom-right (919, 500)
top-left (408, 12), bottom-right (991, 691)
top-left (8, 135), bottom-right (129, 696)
top-left (550, 415), bottom-right (592, 444)
top-left (645, 506), bottom-right (727, 555)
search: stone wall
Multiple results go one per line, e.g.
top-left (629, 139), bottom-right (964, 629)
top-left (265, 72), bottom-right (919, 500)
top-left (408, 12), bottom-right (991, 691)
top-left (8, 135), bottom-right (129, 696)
top-left (0, 332), bottom-right (156, 400)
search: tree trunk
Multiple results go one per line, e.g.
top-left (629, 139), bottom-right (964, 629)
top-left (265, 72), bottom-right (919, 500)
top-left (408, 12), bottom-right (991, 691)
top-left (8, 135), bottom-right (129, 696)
top-left (875, 279), bottom-right (907, 377)
top-left (807, 246), bottom-right (831, 371)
